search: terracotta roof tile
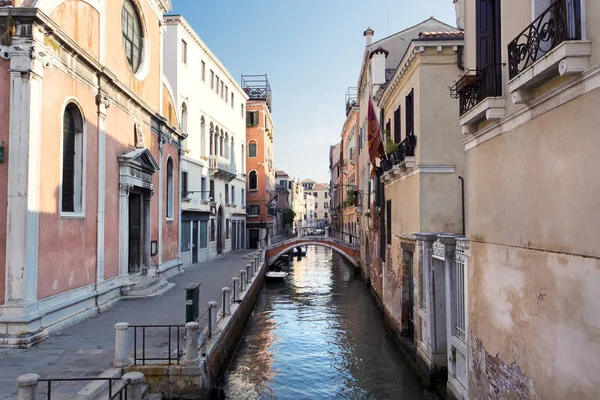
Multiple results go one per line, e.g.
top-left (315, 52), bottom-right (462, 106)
top-left (418, 31), bottom-right (464, 39)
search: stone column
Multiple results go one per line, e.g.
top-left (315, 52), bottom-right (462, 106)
top-left (96, 93), bottom-right (110, 284)
top-left (183, 322), bottom-right (199, 366)
top-left (246, 264), bottom-right (252, 282)
top-left (4, 29), bottom-right (46, 319)
top-left (118, 184), bottom-right (132, 278)
top-left (143, 192), bottom-right (152, 274)
top-left (240, 270), bottom-right (246, 292)
top-left (17, 373), bottom-right (39, 400)
top-left (113, 322), bottom-right (130, 367)
top-left (122, 372), bottom-right (144, 400)
top-left (222, 287), bottom-right (231, 315)
top-left (232, 277), bottom-right (239, 302)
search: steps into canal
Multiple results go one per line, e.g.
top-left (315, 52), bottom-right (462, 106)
top-left (77, 368), bottom-right (164, 400)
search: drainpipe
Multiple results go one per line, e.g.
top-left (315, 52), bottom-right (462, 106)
top-left (458, 176), bottom-right (465, 235)
top-left (457, 46), bottom-right (465, 71)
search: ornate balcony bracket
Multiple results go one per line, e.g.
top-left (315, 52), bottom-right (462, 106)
top-left (460, 97), bottom-right (506, 135)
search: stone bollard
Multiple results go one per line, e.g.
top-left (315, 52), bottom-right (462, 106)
top-left (122, 372), bottom-right (144, 400)
top-left (113, 322), bottom-right (130, 367)
top-left (17, 373), bottom-right (39, 400)
top-left (183, 322), bottom-right (200, 366)
top-left (255, 256), bottom-right (259, 272)
top-left (208, 301), bottom-right (218, 337)
top-left (251, 260), bottom-right (256, 276)
top-left (240, 270), bottom-right (246, 292)
top-left (222, 287), bottom-right (231, 315)
top-left (232, 277), bottom-right (239, 303)
top-left (246, 264), bottom-right (252, 282)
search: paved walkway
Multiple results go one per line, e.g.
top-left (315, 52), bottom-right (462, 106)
top-left (0, 250), bottom-right (257, 399)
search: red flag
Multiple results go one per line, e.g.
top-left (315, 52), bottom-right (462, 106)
top-left (367, 93), bottom-right (385, 173)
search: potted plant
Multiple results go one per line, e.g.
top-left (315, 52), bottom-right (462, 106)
top-left (384, 129), bottom-right (397, 155)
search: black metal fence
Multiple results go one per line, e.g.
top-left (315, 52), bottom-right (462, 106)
top-left (449, 63), bottom-right (504, 116)
top-left (38, 377), bottom-right (129, 400)
top-left (130, 324), bottom-right (184, 365)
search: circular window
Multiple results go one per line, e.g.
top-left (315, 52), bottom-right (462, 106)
top-left (121, 0), bottom-right (143, 73)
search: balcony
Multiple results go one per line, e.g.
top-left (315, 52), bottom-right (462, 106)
top-left (507, 0), bottom-right (590, 103)
top-left (450, 64), bottom-right (505, 134)
top-left (345, 87), bottom-right (358, 116)
top-left (381, 135), bottom-right (417, 181)
top-left (209, 155), bottom-right (236, 182)
top-left (242, 74), bottom-right (272, 112)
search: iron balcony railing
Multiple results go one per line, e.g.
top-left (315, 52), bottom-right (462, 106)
top-left (381, 135), bottom-right (417, 172)
top-left (508, 0), bottom-right (582, 80)
top-left (449, 63), bottom-right (504, 116)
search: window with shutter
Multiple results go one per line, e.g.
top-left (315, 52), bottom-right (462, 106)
top-left (394, 106), bottom-right (401, 143)
top-left (248, 141), bottom-right (257, 158)
top-left (406, 89), bottom-right (414, 136)
top-left (249, 171), bottom-right (258, 190)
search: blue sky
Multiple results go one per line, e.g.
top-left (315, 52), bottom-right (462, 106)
top-left (171, 0), bottom-right (456, 182)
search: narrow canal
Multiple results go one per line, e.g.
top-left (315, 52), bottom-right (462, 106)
top-left (223, 246), bottom-right (425, 399)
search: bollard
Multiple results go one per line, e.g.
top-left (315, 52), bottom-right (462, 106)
top-left (246, 264), bottom-right (252, 283)
top-left (232, 277), bottom-right (239, 303)
top-left (240, 270), bottom-right (246, 292)
top-left (183, 322), bottom-right (200, 366)
top-left (251, 260), bottom-right (255, 276)
top-left (208, 301), bottom-right (218, 337)
top-left (255, 256), bottom-right (259, 272)
top-left (185, 283), bottom-right (201, 323)
top-left (17, 373), bottom-right (39, 400)
top-left (113, 322), bottom-right (130, 367)
top-left (222, 287), bottom-right (231, 315)
top-left (122, 372), bottom-right (144, 400)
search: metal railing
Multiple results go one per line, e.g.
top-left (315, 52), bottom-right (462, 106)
top-left (130, 324), bottom-right (184, 365)
top-left (508, 0), bottom-right (582, 79)
top-left (268, 227), bottom-right (358, 248)
top-left (382, 135), bottom-right (417, 172)
top-left (329, 228), bottom-right (359, 247)
top-left (209, 155), bottom-right (236, 176)
top-left (38, 377), bottom-right (129, 400)
top-left (449, 63), bottom-right (504, 116)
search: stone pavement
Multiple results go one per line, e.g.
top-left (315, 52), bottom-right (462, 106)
top-left (0, 250), bottom-right (257, 399)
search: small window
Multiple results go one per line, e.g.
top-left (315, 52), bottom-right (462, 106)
top-left (248, 141), bottom-right (257, 158)
top-left (241, 188), bottom-right (245, 206)
top-left (211, 70), bottom-right (214, 89)
top-left (201, 177), bottom-right (207, 200)
top-left (315, 203), bottom-right (318, 209)
top-left (200, 220), bottom-right (208, 248)
top-left (210, 219), bottom-right (216, 242)
top-left (201, 61), bottom-right (206, 81)
top-left (248, 204), bottom-right (260, 215)
top-left (182, 171), bottom-right (188, 198)
top-left (406, 89), bottom-right (414, 136)
top-left (221, 81), bottom-right (224, 98)
top-left (209, 179), bottom-right (215, 200)
top-left (241, 104), bottom-right (244, 118)
top-left (324, 202), bottom-right (328, 208)
top-left (61, 103), bottom-right (85, 214)
top-left (386, 199), bottom-right (392, 245)
top-left (181, 221), bottom-right (191, 252)
top-left (246, 111), bottom-right (258, 127)
top-left (181, 39), bottom-right (187, 64)
top-left (225, 183), bottom-right (229, 203)
top-left (394, 106), bottom-right (401, 143)
top-left (225, 86), bottom-right (228, 101)
top-left (231, 93), bottom-right (234, 108)
top-left (249, 171), bottom-right (258, 190)
top-left (325, 212), bottom-right (328, 218)
top-left (231, 185), bottom-right (235, 205)
top-left (216, 77), bottom-right (220, 94)
top-left (166, 158), bottom-right (174, 219)
top-left (226, 219), bottom-right (230, 239)
top-left (121, 0), bottom-right (143, 73)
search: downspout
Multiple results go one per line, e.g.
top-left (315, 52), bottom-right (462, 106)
top-left (457, 46), bottom-right (465, 71)
top-left (458, 176), bottom-right (465, 235)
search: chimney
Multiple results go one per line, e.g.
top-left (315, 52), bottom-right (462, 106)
top-left (370, 46), bottom-right (389, 86)
top-left (363, 27), bottom-right (374, 46)
top-left (454, 0), bottom-right (465, 30)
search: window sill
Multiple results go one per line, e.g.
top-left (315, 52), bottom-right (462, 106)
top-left (459, 97), bottom-right (506, 134)
top-left (508, 40), bottom-right (592, 104)
top-left (166, 218), bottom-right (174, 222)
top-left (60, 212), bottom-right (85, 220)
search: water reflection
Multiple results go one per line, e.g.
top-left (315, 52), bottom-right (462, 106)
top-left (224, 246), bottom-right (424, 399)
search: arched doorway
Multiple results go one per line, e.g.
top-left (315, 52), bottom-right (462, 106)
top-left (217, 206), bottom-right (224, 254)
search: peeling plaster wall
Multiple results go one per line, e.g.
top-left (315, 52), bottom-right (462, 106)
top-left (49, 0), bottom-right (99, 60)
top-left (469, 242), bottom-right (600, 399)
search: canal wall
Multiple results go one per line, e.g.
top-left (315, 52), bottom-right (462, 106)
top-left (124, 252), bottom-right (266, 399)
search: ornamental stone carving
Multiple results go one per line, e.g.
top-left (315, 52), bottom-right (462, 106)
top-left (432, 239), bottom-right (445, 260)
top-left (119, 183), bottom-right (134, 196)
top-left (135, 123), bottom-right (145, 148)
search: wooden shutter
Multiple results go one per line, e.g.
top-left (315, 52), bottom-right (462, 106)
top-left (394, 107), bottom-right (401, 143)
top-left (406, 89), bottom-right (414, 136)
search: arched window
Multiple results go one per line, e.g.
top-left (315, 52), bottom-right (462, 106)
top-left (248, 140), bottom-right (257, 158)
top-left (201, 117), bottom-right (206, 156)
top-left (219, 129), bottom-right (224, 157)
top-left (62, 103), bottom-right (85, 214)
top-left (121, 0), bottom-right (143, 73)
top-left (249, 170), bottom-right (258, 190)
top-left (209, 123), bottom-right (214, 155)
top-left (166, 157), bottom-right (174, 219)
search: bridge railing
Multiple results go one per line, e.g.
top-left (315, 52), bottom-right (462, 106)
top-left (268, 227), bottom-right (358, 248)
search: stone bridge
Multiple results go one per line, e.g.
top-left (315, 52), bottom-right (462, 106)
top-left (265, 229), bottom-right (360, 267)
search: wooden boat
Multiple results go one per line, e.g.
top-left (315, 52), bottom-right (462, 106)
top-left (265, 271), bottom-right (288, 280)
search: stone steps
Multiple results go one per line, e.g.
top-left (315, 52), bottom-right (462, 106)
top-left (121, 279), bottom-right (175, 300)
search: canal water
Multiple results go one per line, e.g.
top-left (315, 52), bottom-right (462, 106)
top-left (223, 246), bottom-right (425, 399)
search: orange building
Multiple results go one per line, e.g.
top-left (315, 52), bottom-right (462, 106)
top-left (243, 75), bottom-right (275, 248)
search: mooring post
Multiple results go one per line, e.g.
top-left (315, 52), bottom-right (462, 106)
top-left (113, 322), bottom-right (130, 367)
top-left (240, 270), bottom-right (246, 292)
top-left (246, 264), bottom-right (252, 282)
top-left (16, 374), bottom-right (39, 400)
top-left (250, 260), bottom-right (255, 276)
top-left (208, 301), bottom-right (218, 336)
top-left (122, 372), bottom-right (144, 400)
top-left (222, 287), bottom-right (231, 315)
top-left (183, 322), bottom-right (200, 365)
top-left (232, 277), bottom-right (239, 302)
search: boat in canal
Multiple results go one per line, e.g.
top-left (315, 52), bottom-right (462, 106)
top-left (265, 271), bottom-right (288, 280)
top-left (291, 246), bottom-right (307, 256)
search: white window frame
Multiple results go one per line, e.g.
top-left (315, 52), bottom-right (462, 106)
top-left (59, 99), bottom-right (87, 219)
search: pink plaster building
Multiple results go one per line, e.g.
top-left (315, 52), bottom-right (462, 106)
top-left (0, 0), bottom-right (183, 347)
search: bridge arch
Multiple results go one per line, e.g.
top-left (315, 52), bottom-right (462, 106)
top-left (265, 239), bottom-right (359, 268)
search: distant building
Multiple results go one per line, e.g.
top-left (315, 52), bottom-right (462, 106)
top-left (329, 143), bottom-right (342, 231)
top-left (244, 75), bottom-right (275, 248)
top-left (301, 179), bottom-right (330, 227)
top-left (163, 15), bottom-right (248, 266)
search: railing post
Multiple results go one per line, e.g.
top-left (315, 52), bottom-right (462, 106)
top-left (240, 270), bottom-right (246, 292)
top-left (183, 322), bottom-right (200, 366)
top-left (222, 287), bottom-right (231, 315)
top-left (232, 277), bottom-right (239, 302)
top-left (122, 372), bottom-right (144, 400)
top-left (208, 301), bottom-right (218, 336)
top-left (113, 322), bottom-right (130, 367)
top-left (17, 373), bottom-right (39, 400)
top-left (246, 264), bottom-right (252, 283)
